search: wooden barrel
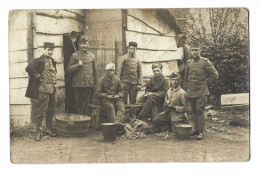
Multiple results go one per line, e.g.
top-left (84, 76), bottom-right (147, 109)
top-left (55, 113), bottom-right (91, 137)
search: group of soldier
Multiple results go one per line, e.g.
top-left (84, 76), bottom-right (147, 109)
top-left (25, 36), bottom-right (218, 141)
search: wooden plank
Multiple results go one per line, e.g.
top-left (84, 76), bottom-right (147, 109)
top-left (9, 10), bottom-right (28, 31)
top-left (10, 78), bottom-right (28, 89)
top-left (85, 9), bottom-right (121, 24)
top-left (33, 47), bottom-right (64, 64)
top-left (36, 33), bottom-right (63, 47)
top-left (56, 63), bottom-right (65, 80)
top-left (125, 31), bottom-right (177, 51)
top-left (9, 62), bottom-right (28, 78)
top-left (10, 88), bottom-right (30, 104)
top-left (136, 49), bottom-right (182, 62)
top-left (142, 60), bottom-right (179, 77)
top-left (66, 9), bottom-right (85, 17)
top-left (127, 9), bottom-right (176, 36)
top-left (9, 29), bottom-right (28, 51)
top-left (57, 80), bottom-right (65, 87)
top-left (35, 15), bottom-right (84, 34)
top-left (10, 104), bottom-right (31, 116)
top-left (221, 93), bottom-right (249, 106)
top-left (10, 115), bottom-right (31, 127)
top-left (88, 36), bottom-right (115, 49)
top-left (35, 9), bottom-right (84, 21)
top-left (127, 15), bottom-right (160, 35)
top-left (9, 50), bottom-right (27, 63)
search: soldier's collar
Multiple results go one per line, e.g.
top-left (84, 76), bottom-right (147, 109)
top-left (171, 86), bottom-right (180, 92)
top-left (128, 53), bottom-right (136, 58)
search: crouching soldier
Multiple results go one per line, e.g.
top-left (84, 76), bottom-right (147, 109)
top-left (153, 72), bottom-right (188, 133)
top-left (96, 63), bottom-right (125, 123)
top-left (25, 42), bottom-right (57, 141)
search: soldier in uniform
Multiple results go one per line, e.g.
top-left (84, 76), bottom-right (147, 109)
top-left (25, 42), bottom-right (57, 141)
top-left (67, 37), bottom-right (98, 116)
top-left (153, 72), bottom-right (187, 133)
top-left (184, 43), bottom-right (218, 140)
top-left (138, 63), bottom-right (170, 120)
top-left (117, 42), bottom-right (142, 104)
top-left (96, 63), bottom-right (125, 123)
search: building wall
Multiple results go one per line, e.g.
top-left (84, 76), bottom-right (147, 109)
top-left (9, 10), bottom-right (31, 126)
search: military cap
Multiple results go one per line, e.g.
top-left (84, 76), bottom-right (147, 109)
top-left (80, 37), bottom-right (88, 43)
top-left (152, 63), bottom-right (163, 70)
top-left (189, 42), bottom-right (200, 50)
top-left (129, 42), bottom-right (138, 47)
top-left (105, 63), bottom-right (115, 71)
top-left (170, 72), bottom-right (180, 79)
top-left (44, 42), bottom-right (55, 49)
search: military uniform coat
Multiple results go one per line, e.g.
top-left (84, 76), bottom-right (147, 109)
top-left (184, 57), bottom-right (218, 98)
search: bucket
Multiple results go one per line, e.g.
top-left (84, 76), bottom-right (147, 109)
top-left (101, 123), bottom-right (117, 141)
top-left (175, 124), bottom-right (193, 140)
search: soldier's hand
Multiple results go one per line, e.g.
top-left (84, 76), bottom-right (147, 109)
top-left (137, 85), bottom-right (142, 91)
top-left (107, 95), bottom-right (114, 99)
top-left (114, 95), bottom-right (120, 99)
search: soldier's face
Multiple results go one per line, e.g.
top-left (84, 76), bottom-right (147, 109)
top-left (171, 77), bottom-right (180, 88)
top-left (44, 48), bottom-right (54, 57)
top-left (128, 46), bottom-right (137, 56)
top-left (191, 49), bottom-right (200, 58)
top-left (80, 41), bottom-right (88, 51)
top-left (107, 70), bottom-right (115, 77)
top-left (153, 67), bottom-right (162, 78)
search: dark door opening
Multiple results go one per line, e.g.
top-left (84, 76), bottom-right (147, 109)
top-left (63, 35), bottom-right (81, 113)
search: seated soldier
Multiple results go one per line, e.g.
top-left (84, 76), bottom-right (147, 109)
top-left (138, 63), bottom-right (170, 120)
top-left (153, 72), bottom-right (188, 133)
top-left (96, 63), bottom-right (125, 124)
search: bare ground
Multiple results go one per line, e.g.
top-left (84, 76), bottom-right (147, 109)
top-left (10, 110), bottom-right (250, 163)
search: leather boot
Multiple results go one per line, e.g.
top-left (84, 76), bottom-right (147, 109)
top-left (46, 128), bottom-right (56, 137)
top-left (35, 129), bottom-right (41, 141)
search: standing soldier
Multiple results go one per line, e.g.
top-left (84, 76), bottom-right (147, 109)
top-left (67, 37), bottom-right (98, 116)
top-left (25, 42), bottom-right (57, 141)
top-left (184, 43), bottom-right (218, 140)
top-left (117, 42), bottom-right (142, 104)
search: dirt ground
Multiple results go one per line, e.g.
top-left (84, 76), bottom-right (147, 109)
top-left (10, 109), bottom-right (250, 163)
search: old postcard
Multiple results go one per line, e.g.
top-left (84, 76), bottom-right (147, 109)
top-left (9, 8), bottom-right (249, 163)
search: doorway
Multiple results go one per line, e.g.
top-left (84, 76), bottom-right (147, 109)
top-left (63, 35), bottom-right (81, 113)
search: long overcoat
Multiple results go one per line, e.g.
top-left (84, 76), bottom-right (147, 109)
top-left (25, 54), bottom-right (57, 99)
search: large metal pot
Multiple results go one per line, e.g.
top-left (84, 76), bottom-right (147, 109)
top-left (175, 124), bottom-right (193, 140)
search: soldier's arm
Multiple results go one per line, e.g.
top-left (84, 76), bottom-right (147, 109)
top-left (145, 78), bottom-right (152, 93)
top-left (153, 78), bottom-right (170, 98)
top-left (95, 78), bottom-right (108, 98)
top-left (25, 58), bottom-right (41, 78)
top-left (205, 60), bottom-right (219, 84)
top-left (183, 62), bottom-right (190, 91)
top-left (92, 56), bottom-right (99, 86)
top-left (116, 56), bottom-right (124, 78)
top-left (137, 59), bottom-right (143, 85)
top-left (67, 53), bottom-right (81, 73)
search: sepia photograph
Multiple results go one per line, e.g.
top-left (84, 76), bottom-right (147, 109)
top-left (9, 8), bottom-right (250, 163)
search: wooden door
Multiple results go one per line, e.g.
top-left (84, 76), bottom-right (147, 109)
top-left (88, 35), bottom-right (116, 77)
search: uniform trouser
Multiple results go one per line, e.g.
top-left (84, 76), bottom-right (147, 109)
top-left (153, 110), bottom-right (187, 133)
top-left (36, 91), bottom-right (57, 130)
top-left (188, 96), bottom-right (207, 134)
top-left (138, 95), bottom-right (164, 119)
top-left (100, 98), bottom-right (125, 123)
top-left (122, 82), bottom-right (138, 104)
top-left (74, 87), bottom-right (94, 115)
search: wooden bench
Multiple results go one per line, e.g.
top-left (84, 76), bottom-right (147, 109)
top-left (89, 104), bottom-right (143, 130)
